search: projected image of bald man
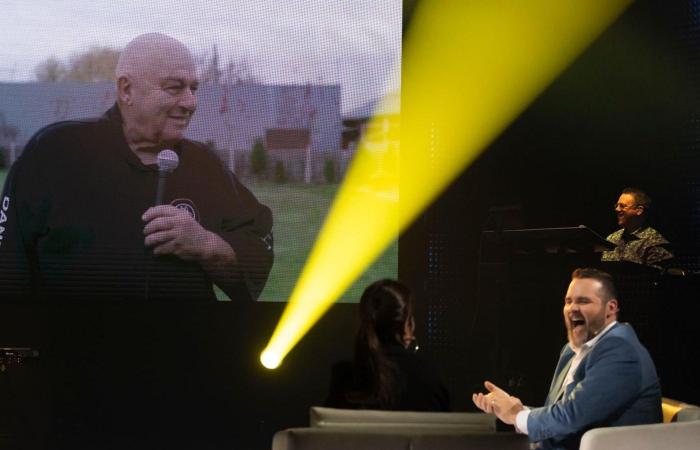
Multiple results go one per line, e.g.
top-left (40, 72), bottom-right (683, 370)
top-left (0, 33), bottom-right (273, 301)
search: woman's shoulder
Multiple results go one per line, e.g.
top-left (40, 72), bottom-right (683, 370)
top-left (384, 344), bottom-right (451, 411)
top-left (383, 344), bottom-right (429, 371)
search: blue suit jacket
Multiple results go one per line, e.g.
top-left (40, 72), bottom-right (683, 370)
top-left (527, 322), bottom-right (662, 449)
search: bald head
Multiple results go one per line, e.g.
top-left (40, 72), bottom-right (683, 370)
top-left (116, 33), bottom-right (198, 151)
top-left (116, 33), bottom-right (194, 81)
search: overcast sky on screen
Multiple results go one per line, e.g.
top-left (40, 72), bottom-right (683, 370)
top-left (0, 0), bottom-right (401, 112)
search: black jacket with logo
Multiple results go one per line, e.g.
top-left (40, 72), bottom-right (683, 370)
top-left (0, 105), bottom-right (273, 301)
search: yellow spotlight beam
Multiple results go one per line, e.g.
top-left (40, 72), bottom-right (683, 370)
top-left (261, 0), bottom-right (632, 369)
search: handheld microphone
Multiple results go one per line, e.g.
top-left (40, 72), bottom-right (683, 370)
top-left (155, 149), bottom-right (179, 205)
top-left (145, 149), bottom-right (179, 300)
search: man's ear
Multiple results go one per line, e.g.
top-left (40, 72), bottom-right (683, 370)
top-left (607, 299), bottom-right (619, 317)
top-left (117, 76), bottom-right (132, 105)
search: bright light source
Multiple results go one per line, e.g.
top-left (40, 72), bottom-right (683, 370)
top-left (261, 0), bottom-right (632, 368)
top-left (260, 349), bottom-right (281, 370)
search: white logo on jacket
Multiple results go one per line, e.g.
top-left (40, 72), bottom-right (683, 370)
top-left (0, 196), bottom-right (9, 248)
top-left (170, 198), bottom-right (199, 222)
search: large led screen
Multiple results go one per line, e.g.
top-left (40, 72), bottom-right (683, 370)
top-left (0, 0), bottom-right (400, 302)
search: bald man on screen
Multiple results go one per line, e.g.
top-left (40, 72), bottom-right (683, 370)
top-left (0, 33), bottom-right (273, 301)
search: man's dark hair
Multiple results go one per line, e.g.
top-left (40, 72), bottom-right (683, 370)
top-left (571, 268), bottom-right (618, 304)
top-left (621, 187), bottom-right (652, 213)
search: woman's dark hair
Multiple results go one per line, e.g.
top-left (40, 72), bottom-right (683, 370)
top-left (348, 278), bottom-right (413, 408)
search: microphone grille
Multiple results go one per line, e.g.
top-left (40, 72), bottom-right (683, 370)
top-left (157, 149), bottom-right (179, 173)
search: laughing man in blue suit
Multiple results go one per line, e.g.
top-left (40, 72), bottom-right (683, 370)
top-left (472, 268), bottom-right (662, 450)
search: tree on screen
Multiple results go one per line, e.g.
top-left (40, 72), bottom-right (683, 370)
top-left (251, 139), bottom-right (268, 176)
top-left (34, 57), bottom-right (66, 82)
top-left (35, 47), bottom-right (120, 82)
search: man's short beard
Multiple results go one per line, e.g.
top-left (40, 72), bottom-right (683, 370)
top-left (567, 313), bottom-right (607, 349)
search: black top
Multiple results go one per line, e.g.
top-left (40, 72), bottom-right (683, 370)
top-left (0, 104), bottom-right (273, 301)
top-left (325, 342), bottom-right (450, 412)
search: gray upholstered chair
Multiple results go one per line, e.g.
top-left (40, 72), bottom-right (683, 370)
top-left (579, 398), bottom-right (700, 450)
top-left (308, 406), bottom-right (496, 433)
top-left (271, 407), bottom-right (531, 450)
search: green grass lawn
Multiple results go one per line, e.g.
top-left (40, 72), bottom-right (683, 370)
top-left (0, 169), bottom-right (398, 303)
top-left (249, 180), bottom-right (398, 303)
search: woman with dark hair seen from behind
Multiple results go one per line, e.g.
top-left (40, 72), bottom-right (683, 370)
top-left (325, 279), bottom-right (450, 411)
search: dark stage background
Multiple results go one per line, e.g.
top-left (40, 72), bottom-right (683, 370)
top-left (402, 0), bottom-right (700, 412)
top-left (0, 302), bottom-right (359, 449)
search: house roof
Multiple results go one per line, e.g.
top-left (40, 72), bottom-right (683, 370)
top-left (266, 128), bottom-right (310, 150)
top-left (345, 90), bottom-right (400, 119)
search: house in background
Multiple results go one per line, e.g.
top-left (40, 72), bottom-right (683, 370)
top-left (265, 128), bottom-right (311, 182)
top-left (341, 90), bottom-right (400, 181)
top-left (189, 83), bottom-right (342, 182)
top-left (0, 82), bottom-right (342, 181)
top-left (343, 90), bottom-right (399, 149)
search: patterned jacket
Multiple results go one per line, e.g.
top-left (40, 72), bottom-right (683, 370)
top-left (601, 226), bottom-right (673, 268)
